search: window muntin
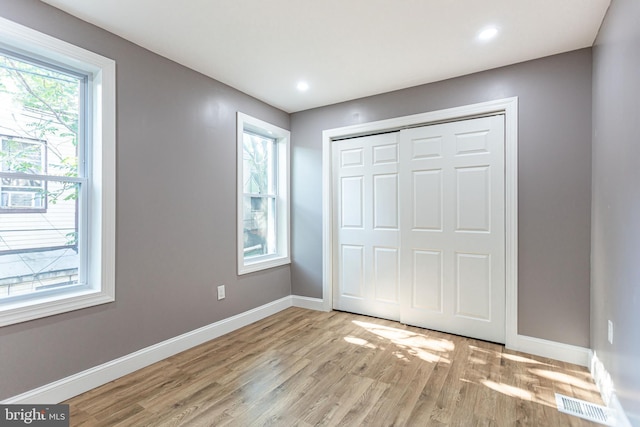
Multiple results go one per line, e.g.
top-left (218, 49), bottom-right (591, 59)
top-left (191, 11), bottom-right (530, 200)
top-left (237, 113), bottom-right (290, 275)
top-left (0, 16), bottom-right (116, 326)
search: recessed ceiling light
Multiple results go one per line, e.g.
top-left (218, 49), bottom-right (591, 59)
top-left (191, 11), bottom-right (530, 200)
top-left (478, 27), bottom-right (498, 41)
top-left (296, 81), bottom-right (309, 92)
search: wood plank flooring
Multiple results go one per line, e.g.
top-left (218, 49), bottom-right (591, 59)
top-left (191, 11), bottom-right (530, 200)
top-left (64, 307), bottom-right (604, 426)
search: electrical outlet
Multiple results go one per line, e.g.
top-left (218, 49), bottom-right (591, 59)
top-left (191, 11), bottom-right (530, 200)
top-left (608, 320), bottom-right (613, 344)
top-left (217, 285), bottom-right (225, 300)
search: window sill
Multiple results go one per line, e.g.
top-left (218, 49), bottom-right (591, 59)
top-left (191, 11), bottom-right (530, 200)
top-left (0, 288), bottom-right (114, 327)
top-left (239, 255), bottom-right (291, 275)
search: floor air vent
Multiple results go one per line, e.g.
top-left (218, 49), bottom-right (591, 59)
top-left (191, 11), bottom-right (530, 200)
top-left (555, 393), bottom-right (615, 426)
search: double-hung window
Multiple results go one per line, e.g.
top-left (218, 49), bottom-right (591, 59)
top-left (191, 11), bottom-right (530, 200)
top-left (0, 17), bottom-right (115, 326)
top-left (237, 113), bottom-right (290, 274)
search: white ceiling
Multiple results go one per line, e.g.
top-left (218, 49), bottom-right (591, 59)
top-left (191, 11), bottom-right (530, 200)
top-left (41, 0), bottom-right (610, 113)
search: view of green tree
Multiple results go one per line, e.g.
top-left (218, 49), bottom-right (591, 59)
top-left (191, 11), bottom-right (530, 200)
top-left (0, 53), bottom-right (80, 177)
top-left (0, 52), bottom-right (82, 245)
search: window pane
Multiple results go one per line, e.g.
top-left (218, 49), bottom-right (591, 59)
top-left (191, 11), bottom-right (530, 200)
top-left (1, 138), bottom-right (47, 210)
top-left (0, 52), bottom-right (81, 178)
top-left (0, 181), bottom-right (80, 299)
top-left (1, 138), bottom-right (45, 174)
top-left (243, 195), bottom-right (276, 258)
top-left (0, 52), bottom-right (83, 296)
top-left (243, 132), bottom-right (275, 195)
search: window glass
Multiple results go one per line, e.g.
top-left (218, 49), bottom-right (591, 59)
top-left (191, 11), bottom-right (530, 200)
top-left (243, 132), bottom-right (276, 195)
top-left (242, 131), bottom-right (277, 259)
top-left (0, 50), bottom-right (83, 299)
top-left (243, 194), bottom-right (276, 258)
top-left (1, 138), bottom-right (47, 209)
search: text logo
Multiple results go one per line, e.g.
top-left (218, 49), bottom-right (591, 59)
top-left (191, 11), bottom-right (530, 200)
top-left (1, 405), bottom-right (69, 426)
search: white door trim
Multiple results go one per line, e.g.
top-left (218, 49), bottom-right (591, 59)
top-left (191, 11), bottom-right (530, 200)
top-left (322, 97), bottom-right (519, 348)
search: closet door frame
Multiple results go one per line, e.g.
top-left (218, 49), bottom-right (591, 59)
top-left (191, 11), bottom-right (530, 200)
top-left (321, 97), bottom-right (518, 348)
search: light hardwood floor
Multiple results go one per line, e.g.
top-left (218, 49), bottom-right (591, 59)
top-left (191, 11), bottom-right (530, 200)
top-left (65, 307), bottom-right (603, 426)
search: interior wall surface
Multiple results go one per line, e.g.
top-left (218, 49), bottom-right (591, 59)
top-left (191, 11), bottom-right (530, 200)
top-left (290, 48), bottom-right (593, 348)
top-left (0, 0), bottom-right (291, 400)
top-left (591, 0), bottom-right (640, 422)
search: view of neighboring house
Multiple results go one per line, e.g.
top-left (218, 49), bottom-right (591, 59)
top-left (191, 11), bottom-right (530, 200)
top-left (0, 52), bottom-right (81, 297)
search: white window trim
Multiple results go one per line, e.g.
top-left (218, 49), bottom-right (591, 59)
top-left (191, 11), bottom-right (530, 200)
top-left (237, 112), bottom-right (290, 275)
top-left (0, 17), bottom-right (116, 326)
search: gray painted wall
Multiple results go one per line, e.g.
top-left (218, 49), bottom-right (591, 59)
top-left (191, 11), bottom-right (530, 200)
top-left (591, 0), bottom-right (640, 423)
top-left (0, 0), bottom-right (291, 400)
top-left (291, 49), bottom-right (593, 347)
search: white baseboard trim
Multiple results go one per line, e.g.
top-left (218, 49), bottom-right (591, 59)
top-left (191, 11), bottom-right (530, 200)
top-left (591, 350), bottom-right (615, 406)
top-left (291, 295), bottom-right (326, 311)
top-left (590, 350), bottom-right (632, 427)
top-left (506, 334), bottom-right (590, 366)
top-left (2, 296), bottom-right (293, 405)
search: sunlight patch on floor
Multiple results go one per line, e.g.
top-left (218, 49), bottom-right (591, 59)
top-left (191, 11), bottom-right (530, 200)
top-left (529, 368), bottom-right (599, 392)
top-left (352, 320), bottom-right (455, 352)
top-left (343, 335), bottom-right (377, 349)
top-left (463, 348), bottom-right (601, 411)
top-left (501, 352), bottom-right (551, 366)
top-left (482, 380), bottom-right (534, 400)
top-left (348, 319), bottom-right (454, 364)
top-left (392, 350), bottom-right (410, 361)
top-left (346, 316), bottom-right (601, 417)
top-left (407, 347), bottom-right (441, 363)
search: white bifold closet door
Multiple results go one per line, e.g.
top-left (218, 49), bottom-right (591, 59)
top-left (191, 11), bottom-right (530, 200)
top-left (332, 115), bottom-right (505, 343)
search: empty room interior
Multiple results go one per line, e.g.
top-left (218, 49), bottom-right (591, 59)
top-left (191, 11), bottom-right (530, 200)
top-left (0, 0), bottom-right (638, 425)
